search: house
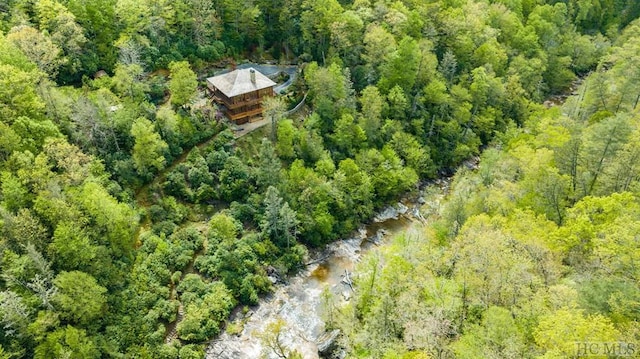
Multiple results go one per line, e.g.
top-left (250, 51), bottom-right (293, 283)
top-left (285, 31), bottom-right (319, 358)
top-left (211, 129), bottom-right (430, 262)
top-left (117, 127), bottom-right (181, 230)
top-left (206, 68), bottom-right (276, 124)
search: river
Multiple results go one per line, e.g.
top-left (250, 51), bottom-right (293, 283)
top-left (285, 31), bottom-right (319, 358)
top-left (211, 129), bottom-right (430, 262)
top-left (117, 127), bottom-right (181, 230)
top-left (206, 178), bottom-right (452, 359)
top-left (204, 69), bottom-right (581, 358)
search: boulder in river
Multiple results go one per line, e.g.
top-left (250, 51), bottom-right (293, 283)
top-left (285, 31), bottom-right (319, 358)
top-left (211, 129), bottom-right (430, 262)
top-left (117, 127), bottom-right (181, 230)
top-left (316, 329), bottom-right (341, 357)
top-left (266, 265), bottom-right (283, 284)
top-left (374, 203), bottom-right (409, 222)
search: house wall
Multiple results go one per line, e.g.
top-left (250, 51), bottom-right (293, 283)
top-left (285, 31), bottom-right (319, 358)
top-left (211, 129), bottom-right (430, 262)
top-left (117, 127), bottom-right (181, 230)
top-left (223, 87), bottom-right (274, 124)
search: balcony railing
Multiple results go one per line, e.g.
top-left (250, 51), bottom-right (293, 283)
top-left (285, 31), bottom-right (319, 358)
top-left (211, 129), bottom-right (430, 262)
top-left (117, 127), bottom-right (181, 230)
top-left (226, 97), bottom-right (263, 109)
top-left (225, 106), bottom-right (264, 121)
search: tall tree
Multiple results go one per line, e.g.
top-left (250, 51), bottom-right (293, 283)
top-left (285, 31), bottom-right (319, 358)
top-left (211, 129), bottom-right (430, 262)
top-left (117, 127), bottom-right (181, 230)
top-left (262, 96), bottom-right (286, 141)
top-left (130, 117), bottom-right (168, 175)
top-left (168, 61), bottom-right (198, 107)
top-left (53, 271), bottom-right (107, 325)
top-left (6, 26), bottom-right (63, 77)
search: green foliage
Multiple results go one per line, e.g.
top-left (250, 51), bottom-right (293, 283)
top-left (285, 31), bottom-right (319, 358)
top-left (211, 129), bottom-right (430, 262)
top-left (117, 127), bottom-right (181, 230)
top-left (53, 271), bottom-right (107, 325)
top-left (74, 181), bottom-right (137, 256)
top-left (195, 230), bottom-right (272, 305)
top-left (276, 119), bottom-right (297, 159)
top-left (179, 344), bottom-right (204, 359)
top-left (218, 155), bottom-right (253, 202)
top-left (6, 25), bottom-right (64, 77)
top-left (112, 63), bottom-right (149, 100)
top-left (34, 325), bottom-right (99, 359)
top-left (534, 308), bottom-right (621, 357)
top-left (356, 147), bottom-right (418, 203)
top-left (359, 85), bottom-right (385, 144)
top-left (331, 113), bottom-right (366, 157)
top-left (335, 30), bottom-right (640, 358)
top-left (255, 138), bottom-right (282, 190)
top-left (260, 186), bottom-right (298, 249)
top-left (304, 62), bottom-right (354, 127)
top-left (1, 0), bottom-right (638, 357)
top-left (208, 212), bottom-right (240, 242)
top-left (453, 307), bottom-right (526, 359)
top-left (130, 117), bottom-right (169, 176)
top-left (48, 222), bottom-right (97, 270)
top-left (256, 319), bottom-right (300, 359)
top-left (0, 39), bottom-right (45, 122)
top-left (177, 282), bottom-right (235, 342)
top-left (168, 61), bottom-right (197, 107)
top-left (378, 37), bottom-right (420, 94)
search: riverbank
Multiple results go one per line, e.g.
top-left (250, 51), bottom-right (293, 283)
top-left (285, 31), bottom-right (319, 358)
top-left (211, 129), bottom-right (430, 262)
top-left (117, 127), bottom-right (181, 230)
top-left (206, 178), bottom-right (451, 358)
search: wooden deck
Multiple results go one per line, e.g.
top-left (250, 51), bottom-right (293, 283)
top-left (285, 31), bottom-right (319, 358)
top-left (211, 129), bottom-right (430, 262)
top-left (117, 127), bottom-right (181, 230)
top-left (225, 106), bottom-right (263, 121)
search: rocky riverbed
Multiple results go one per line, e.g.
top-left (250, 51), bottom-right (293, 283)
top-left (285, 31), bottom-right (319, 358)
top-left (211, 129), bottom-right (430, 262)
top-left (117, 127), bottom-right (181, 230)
top-left (206, 179), bottom-right (450, 359)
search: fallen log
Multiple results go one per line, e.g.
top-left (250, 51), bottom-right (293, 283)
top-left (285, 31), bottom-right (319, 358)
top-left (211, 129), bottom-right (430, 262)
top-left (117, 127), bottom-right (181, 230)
top-left (298, 255), bottom-right (331, 268)
top-left (341, 269), bottom-right (354, 292)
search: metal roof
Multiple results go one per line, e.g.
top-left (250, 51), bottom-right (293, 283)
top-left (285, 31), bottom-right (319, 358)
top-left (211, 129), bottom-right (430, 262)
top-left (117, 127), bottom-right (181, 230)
top-left (206, 67), bottom-right (276, 98)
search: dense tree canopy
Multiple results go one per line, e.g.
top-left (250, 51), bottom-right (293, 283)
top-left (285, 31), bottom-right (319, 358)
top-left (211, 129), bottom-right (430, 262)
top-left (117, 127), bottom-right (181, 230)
top-left (335, 23), bottom-right (640, 358)
top-left (1, 0), bottom-right (639, 357)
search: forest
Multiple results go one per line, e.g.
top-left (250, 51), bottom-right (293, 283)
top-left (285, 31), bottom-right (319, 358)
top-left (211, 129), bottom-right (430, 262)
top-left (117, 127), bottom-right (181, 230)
top-left (334, 21), bottom-right (640, 358)
top-left (0, 0), bottom-right (639, 358)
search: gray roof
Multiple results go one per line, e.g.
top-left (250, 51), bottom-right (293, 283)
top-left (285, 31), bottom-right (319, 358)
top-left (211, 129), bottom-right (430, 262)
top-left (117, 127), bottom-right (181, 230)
top-left (206, 67), bottom-right (276, 98)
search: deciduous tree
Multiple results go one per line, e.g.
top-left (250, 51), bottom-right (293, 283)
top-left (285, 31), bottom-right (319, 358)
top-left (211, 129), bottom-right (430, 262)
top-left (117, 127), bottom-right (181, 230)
top-left (130, 117), bottom-right (168, 174)
top-left (168, 61), bottom-right (197, 107)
